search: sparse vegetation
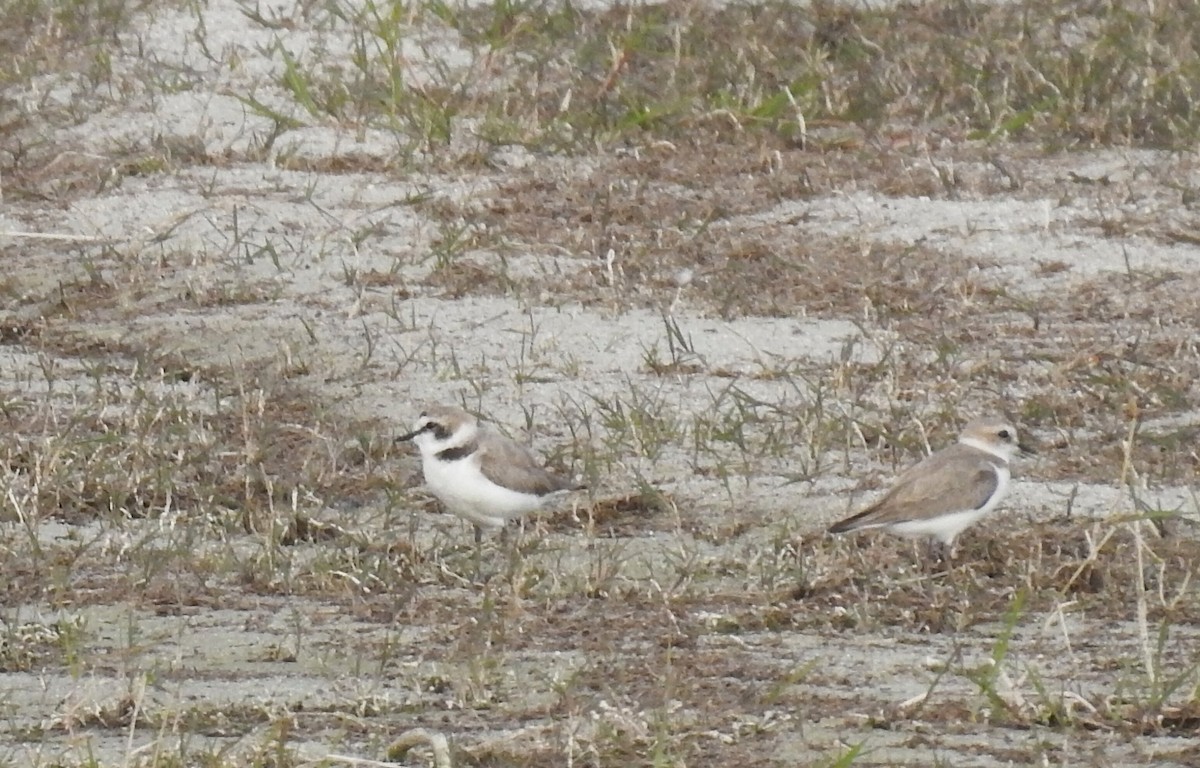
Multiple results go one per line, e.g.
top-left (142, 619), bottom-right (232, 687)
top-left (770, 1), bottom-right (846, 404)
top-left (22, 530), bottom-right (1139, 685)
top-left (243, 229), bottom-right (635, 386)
top-left (2, 0), bottom-right (1200, 765)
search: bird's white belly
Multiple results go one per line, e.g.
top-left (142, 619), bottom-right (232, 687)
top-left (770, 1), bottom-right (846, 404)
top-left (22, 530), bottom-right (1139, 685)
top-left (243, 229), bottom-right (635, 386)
top-left (890, 507), bottom-right (992, 543)
top-left (422, 456), bottom-right (550, 529)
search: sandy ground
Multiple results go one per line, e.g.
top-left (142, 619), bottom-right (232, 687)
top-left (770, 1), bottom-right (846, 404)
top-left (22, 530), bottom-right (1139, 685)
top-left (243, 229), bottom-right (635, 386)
top-left (2, 1), bottom-right (1200, 766)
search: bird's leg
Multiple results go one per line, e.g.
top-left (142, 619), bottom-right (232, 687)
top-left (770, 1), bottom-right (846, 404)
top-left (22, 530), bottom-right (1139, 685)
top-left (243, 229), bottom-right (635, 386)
top-left (500, 522), bottom-right (522, 583)
top-left (924, 538), bottom-right (952, 573)
top-left (472, 524), bottom-right (484, 582)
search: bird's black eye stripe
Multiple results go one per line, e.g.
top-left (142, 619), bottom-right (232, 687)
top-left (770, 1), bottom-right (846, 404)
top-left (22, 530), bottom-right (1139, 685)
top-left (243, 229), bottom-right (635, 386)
top-left (412, 414), bottom-right (453, 441)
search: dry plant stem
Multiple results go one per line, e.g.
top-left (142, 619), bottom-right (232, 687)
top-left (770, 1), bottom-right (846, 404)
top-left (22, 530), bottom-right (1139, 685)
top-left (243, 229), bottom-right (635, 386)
top-left (0, 230), bottom-right (110, 242)
top-left (1119, 415), bottom-right (1156, 687)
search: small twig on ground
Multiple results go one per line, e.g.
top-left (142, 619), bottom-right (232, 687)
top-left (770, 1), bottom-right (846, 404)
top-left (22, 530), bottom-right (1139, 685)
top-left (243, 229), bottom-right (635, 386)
top-left (0, 230), bottom-right (111, 243)
top-left (388, 728), bottom-right (453, 768)
top-left (324, 727), bottom-right (452, 767)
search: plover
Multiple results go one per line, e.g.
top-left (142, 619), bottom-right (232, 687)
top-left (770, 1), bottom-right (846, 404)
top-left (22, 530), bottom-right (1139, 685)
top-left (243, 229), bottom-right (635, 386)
top-left (828, 416), bottom-right (1035, 557)
top-left (396, 404), bottom-right (582, 550)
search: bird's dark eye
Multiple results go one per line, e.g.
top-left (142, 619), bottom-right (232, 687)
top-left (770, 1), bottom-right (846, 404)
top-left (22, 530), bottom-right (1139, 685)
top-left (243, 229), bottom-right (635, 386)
top-left (998, 429), bottom-right (1011, 439)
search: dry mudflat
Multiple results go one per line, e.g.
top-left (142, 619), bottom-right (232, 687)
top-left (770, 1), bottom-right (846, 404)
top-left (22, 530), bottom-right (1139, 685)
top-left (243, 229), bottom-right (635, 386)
top-left (2, 0), bottom-right (1200, 766)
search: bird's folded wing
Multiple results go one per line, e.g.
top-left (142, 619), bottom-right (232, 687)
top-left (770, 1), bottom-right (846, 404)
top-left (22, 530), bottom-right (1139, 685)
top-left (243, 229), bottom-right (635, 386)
top-left (838, 454), bottom-right (1001, 528)
top-left (477, 433), bottom-right (578, 496)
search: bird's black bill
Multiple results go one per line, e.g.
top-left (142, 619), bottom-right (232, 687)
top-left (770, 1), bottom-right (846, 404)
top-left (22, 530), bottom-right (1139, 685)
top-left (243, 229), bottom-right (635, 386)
top-left (396, 419), bottom-right (446, 443)
top-left (1018, 441), bottom-right (1038, 456)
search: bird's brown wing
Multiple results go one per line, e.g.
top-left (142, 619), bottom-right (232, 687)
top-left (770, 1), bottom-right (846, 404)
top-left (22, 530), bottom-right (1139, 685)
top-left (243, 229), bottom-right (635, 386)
top-left (829, 446), bottom-right (1000, 532)
top-left (476, 431), bottom-right (581, 497)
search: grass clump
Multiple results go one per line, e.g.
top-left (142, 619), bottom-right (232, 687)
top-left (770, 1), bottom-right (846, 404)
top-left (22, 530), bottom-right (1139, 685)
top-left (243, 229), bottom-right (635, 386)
top-left (241, 0), bottom-right (1200, 156)
top-left (431, 0), bottom-right (1200, 150)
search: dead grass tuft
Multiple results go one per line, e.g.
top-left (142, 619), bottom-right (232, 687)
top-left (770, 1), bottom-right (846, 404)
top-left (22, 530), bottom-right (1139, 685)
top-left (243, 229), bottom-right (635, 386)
top-left (435, 0), bottom-right (1200, 150)
top-left (796, 518), bottom-right (1200, 632)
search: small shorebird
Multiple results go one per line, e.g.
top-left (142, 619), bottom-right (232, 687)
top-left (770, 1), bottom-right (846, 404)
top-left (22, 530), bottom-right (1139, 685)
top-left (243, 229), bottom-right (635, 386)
top-left (828, 416), bottom-right (1035, 558)
top-left (396, 404), bottom-right (582, 567)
